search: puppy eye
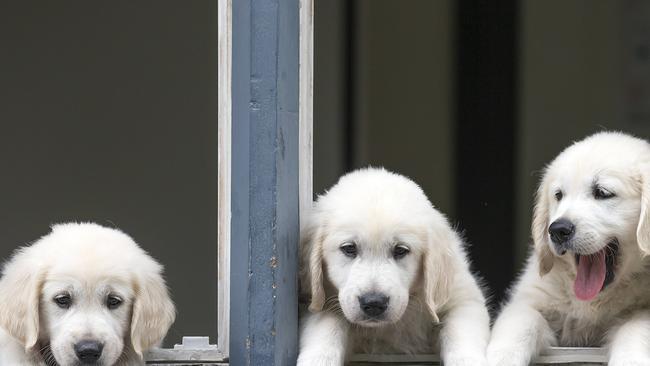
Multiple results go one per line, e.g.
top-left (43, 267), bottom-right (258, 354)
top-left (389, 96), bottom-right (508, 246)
top-left (393, 244), bottom-right (410, 259)
top-left (106, 295), bottom-right (123, 310)
top-left (340, 242), bottom-right (358, 258)
top-left (554, 190), bottom-right (563, 201)
top-left (593, 186), bottom-right (615, 200)
top-left (54, 294), bottom-right (72, 309)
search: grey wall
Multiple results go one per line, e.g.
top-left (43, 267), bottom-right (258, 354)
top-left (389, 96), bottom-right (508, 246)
top-left (314, 1), bottom-right (455, 218)
top-left (0, 1), bottom-right (218, 346)
top-left (351, 0), bottom-right (456, 216)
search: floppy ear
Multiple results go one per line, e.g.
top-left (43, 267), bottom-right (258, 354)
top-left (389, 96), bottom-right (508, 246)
top-left (0, 248), bottom-right (43, 350)
top-left (422, 224), bottom-right (455, 323)
top-left (130, 265), bottom-right (176, 356)
top-left (300, 220), bottom-right (326, 313)
top-left (637, 168), bottom-right (650, 255)
top-left (532, 172), bottom-right (555, 276)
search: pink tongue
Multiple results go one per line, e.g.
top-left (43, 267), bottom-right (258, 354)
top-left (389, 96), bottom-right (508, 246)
top-left (574, 250), bottom-right (606, 301)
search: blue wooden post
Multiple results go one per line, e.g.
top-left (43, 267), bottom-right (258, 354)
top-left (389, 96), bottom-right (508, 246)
top-left (230, 0), bottom-right (300, 364)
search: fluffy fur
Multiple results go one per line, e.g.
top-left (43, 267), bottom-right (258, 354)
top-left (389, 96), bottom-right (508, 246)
top-left (0, 223), bottom-right (176, 366)
top-left (488, 132), bottom-right (650, 366)
top-left (297, 168), bottom-right (490, 366)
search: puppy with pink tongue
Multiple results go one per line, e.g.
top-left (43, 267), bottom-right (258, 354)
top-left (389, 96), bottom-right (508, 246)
top-left (488, 132), bottom-right (650, 366)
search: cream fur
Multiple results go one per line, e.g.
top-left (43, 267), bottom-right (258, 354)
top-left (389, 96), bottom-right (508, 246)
top-left (488, 132), bottom-right (650, 366)
top-left (0, 223), bottom-right (176, 366)
top-left (298, 168), bottom-right (490, 366)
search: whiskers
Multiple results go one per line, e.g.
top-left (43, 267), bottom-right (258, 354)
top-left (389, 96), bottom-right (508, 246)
top-left (323, 295), bottom-right (343, 317)
top-left (38, 342), bottom-right (131, 366)
top-left (349, 294), bottom-right (435, 354)
top-left (39, 343), bottom-right (59, 366)
top-left (605, 240), bottom-right (619, 258)
top-left (115, 347), bottom-right (131, 365)
top-left (569, 233), bottom-right (600, 255)
top-left (399, 295), bottom-right (430, 330)
top-left (575, 239), bottom-right (618, 262)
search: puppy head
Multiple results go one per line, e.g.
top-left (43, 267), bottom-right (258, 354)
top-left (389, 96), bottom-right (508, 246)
top-left (302, 168), bottom-right (452, 326)
top-left (532, 132), bottom-right (650, 301)
top-left (0, 223), bottom-right (175, 365)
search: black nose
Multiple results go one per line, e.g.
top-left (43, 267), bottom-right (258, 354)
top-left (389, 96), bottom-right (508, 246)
top-left (74, 340), bottom-right (103, 363)
top-left (549, 219), bottom-right (575, 247)
top-left (358, 293), bottom-right (389, 317)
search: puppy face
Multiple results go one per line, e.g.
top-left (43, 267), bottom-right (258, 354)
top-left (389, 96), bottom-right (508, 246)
top-left (41, 276), bottom-right (133, 366)
top-left (322, 214), bottom-right (425, 326)
top-left (302, 168), bottom-right (452, 326)
top-left (533, 132), bottom-right (650, 301)
top-left (0, 223), bottom-right (176, 365)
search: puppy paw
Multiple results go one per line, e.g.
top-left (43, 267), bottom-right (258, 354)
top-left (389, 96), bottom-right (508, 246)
top-left (297, 351), bottom-right (344, 366)
top-left (443, 354), bottom-right (488, 366)
top-left (486, 347), bottom-right (529, 366)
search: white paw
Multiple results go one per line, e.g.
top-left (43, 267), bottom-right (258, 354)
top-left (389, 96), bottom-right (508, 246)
top-left (609, 356), bottom-right (650, 366)
top-left (443, 354), bottom-right (488, 366)
top-left (486, 346), bottom-right (529, 366)
top-left (296, 351), bottom-right (344, 366)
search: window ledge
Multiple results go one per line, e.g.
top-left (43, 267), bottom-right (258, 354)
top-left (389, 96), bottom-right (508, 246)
top-left (144, 347), bottom-right (607, 365)
top-left (145, 349), bottom-right (227, 365)
top-left (347, 347), bottom-right (607, 365)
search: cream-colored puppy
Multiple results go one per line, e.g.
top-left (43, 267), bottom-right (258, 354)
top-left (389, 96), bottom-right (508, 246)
top-left (0, 223), bottom-right (175, 366)
top-left (298, 168), bottom-right (490, 366)
top-left (488, 132), bottom-right (650, 366)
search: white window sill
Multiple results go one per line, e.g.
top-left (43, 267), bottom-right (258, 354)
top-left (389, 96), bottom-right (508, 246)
top-left (348, 348), bottom-right (607, 365)
top-left (144, 347), bottom-right (607, 365)
top-left (145, 349), bottom-right (227, 365)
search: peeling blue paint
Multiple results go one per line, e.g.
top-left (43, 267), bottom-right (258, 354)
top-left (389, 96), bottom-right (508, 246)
top-left (230, 0), bottom-right (299, 365)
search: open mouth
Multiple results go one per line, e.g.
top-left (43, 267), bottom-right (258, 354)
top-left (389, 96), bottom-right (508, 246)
top-left (573, 239), bottom-right (619, 301)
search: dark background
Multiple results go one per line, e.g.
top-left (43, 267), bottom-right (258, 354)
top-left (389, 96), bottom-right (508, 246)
top-left (314, 0), bottom-right (650, 305)
top-left (1, 0), bottom-right (650, 346)
top-left (0, 1), bottom-right (218, 345)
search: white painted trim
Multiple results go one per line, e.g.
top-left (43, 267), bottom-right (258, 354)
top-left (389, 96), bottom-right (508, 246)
top-left (217, 0), bottom-right (231, 357)
top-left (536, 347), bottom-right (607, 364)
top-left (145, 349), bottom-right (227, 362)
top-left (346, 348), bottom-right (607, 365)
top-left (144, 347), bottom-right (606, 364)
top-left (299, 0), bottom-right (314, 224)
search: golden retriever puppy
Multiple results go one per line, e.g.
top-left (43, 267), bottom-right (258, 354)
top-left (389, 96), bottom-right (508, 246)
top-left (0, 223), bottom-right (175, 366)
top-left (488, 132), bottom-right (650, 366)
top-left (298, 168), bottom-right (490, 366)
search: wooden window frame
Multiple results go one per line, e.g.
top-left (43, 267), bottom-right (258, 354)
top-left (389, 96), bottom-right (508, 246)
top-left (144, 0), bottom-right (609, 364)
top-left (146, 0), bottom-right (313, 362)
